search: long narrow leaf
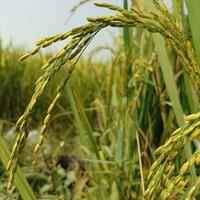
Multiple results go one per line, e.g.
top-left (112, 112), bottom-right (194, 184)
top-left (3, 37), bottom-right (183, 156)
top-left (145, 0), bottom-right (196, 179)
top-left (72, 89), bottom-right (100, 160)
top-left (0, 135), bottom-right (37, 200)
top-left (185, 0), bottom-right (200, 66)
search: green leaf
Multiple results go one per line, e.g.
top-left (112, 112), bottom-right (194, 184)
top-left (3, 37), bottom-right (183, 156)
top-left (185, 0), bottom-right (200, 66)
top-left (153, 34), bottom-right (184, 125)
top-left (145, 0), bottom-right (196, 179)
top-left (67, 85), bottom-right (100, 160)
top-left (0, 135), bottom-right (37, 200)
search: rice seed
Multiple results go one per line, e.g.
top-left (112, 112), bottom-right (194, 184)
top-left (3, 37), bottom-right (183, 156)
top-left (56, 49), bottom-right (66, 59)
top-left (18, 53), bottom-right (30, 62)
top-left (180, 162), bottom-right (189, 175)
top-left (31, 46), bottom-right (40, 55)
top-left (41, 63), bottom-right (50, 70)
top-left (35, 38), bottom-right (46, 46)
top-left (42, 40), bottom-right (53, 48)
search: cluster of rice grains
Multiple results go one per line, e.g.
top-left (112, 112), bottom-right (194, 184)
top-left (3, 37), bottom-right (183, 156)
top-left (7, 22), bottom-right (104, 190)
top-left (7, 0), bottom-right (200, 198)
top-left (144, 113), bottom-right (200, 199)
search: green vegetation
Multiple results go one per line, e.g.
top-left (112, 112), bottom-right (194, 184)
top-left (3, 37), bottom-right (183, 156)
top-left (0, 0), bottom-right (200, 199)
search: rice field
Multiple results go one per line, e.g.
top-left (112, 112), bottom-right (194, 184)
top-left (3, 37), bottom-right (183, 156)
top-left (0, 0), bottom-right (200, 199)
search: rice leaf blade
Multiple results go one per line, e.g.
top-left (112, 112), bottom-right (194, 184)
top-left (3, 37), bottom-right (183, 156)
top-left (0, 135), bottom-right (37, 200)
top-left (185, 0), bottom-right (200, 66)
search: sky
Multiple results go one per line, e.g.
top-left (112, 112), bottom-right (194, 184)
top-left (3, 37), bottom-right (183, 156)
top-left (0, 0), bottom-right (123, 53)
top-left (0, 0), bottom-right (172, 57)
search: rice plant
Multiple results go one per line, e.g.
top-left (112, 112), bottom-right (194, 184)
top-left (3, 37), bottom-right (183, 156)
top-left (1, 0), bottom-right (200, 199)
